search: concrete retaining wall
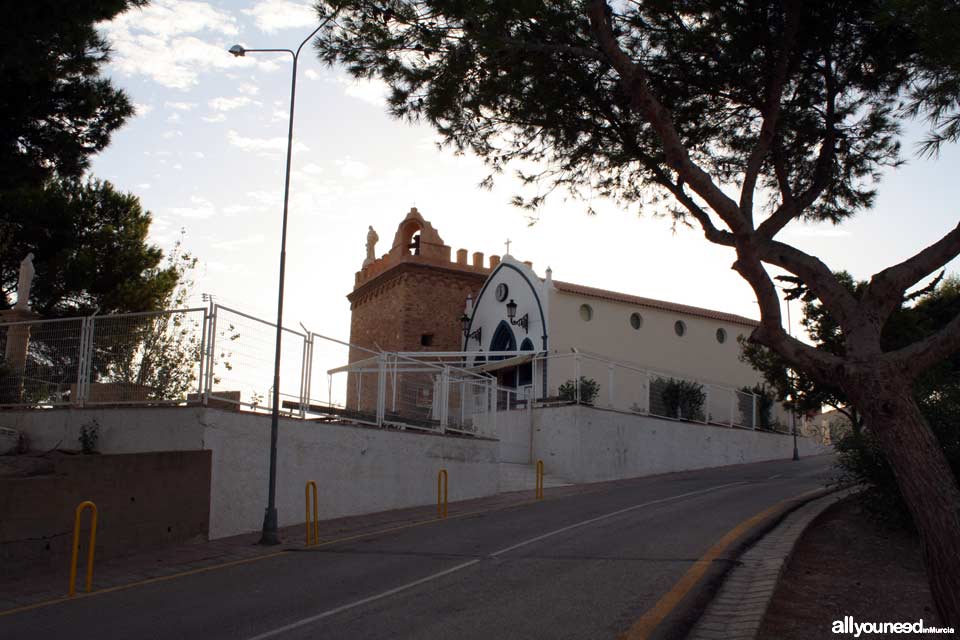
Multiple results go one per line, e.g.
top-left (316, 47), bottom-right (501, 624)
top-left (0, 451), bottom-right (210, 569)
top-left (532, 405), bottom-right (831, 483)
top-left (2, 407), bottom-right (499, 539)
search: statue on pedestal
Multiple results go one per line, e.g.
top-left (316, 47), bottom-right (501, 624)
top-left (13, 253), bottom-right (34, 311)
top-left (363, 226), bottom-right (379, 267)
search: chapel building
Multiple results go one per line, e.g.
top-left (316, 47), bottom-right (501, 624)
top-left (347, 208), bottom-right (765, 407)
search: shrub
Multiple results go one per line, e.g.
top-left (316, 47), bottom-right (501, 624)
top-left (739, 384), bottom-right (776, 429)
top-left (836, 385), bottom-right (960, 528)
top-left (78, 419), bottom-right (100, 454)
top-left (558, 377), bottom-right (600, 405)
top-left (653, 377), bottom-right (705, 421)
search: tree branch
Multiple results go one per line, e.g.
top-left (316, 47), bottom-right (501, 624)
top-left (756, 238), bottom-right (859, 325)
top-left (739, 0), bottom-right (801, 226)
top-left (731, 245), bottom-right (843, 380)
top-left (757, 55), bottom-right (839, 239)
top-left (863, 221), bottom-right (960, 321)
top-left (586, 0), bottom-right (747, 233)
top-left (891, 309), bottom-right (960, 378)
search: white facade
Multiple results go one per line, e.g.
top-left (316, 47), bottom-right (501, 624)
top-left (465, 256), bottom-right (765, 395)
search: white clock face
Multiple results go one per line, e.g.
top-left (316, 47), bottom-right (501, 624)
top-left (495, 283), bottom-right (509, 302)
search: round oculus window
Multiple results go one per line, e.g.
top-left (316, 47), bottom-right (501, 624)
top-left (674, 320), bottom-right (687, 336)
top-left (579, 304), bottom-right (593, 321)
top-left (716, 328), bottom-right (727, 343)
top-left (495, 282), bottom-right (509, 302)
top-left (630, 312), bottom-right (643, 330)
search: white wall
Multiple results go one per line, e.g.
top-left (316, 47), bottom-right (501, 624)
top-left (3, 407), bottom-right (499, 539)
top-left (466, 257), bottom-right (547, 354)
top-left (532, 405), bottom-right (831, 483)
top-left (548, 290), bottom-right (761, 391)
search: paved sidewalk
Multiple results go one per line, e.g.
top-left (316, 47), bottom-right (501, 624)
top-left (687, 487), bottom-right (858, 640)
top-left (0, 480), bottom-right (612, 615)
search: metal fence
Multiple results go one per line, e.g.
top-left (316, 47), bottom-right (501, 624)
top-left (0, 309), bottom-right (207, 407)
top-left (0, 305), bottom-right (792, 435)
top-left (324, 345), bottom-right (504, 438)
top-left (537, 350), bottom-right (790, 432)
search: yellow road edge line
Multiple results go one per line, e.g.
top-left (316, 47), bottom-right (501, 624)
top-left (0, 495), bottom-right (546, 619)
top-left (620, 488), bottom-right (823, 640)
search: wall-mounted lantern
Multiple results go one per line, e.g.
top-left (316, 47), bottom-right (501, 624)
top-left (506, 299), bottom-right (529, 333)
top-left (461, 313), bottom-right (482, 344)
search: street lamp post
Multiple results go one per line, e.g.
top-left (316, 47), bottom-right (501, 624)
top-left (228, 19), bottom-right (331, 545)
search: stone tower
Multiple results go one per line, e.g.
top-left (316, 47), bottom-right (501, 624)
top-left (348, 207), bottom-right (497, 363)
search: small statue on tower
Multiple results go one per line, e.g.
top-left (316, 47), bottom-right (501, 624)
top-left (363, 226), bottom-right (379, 267)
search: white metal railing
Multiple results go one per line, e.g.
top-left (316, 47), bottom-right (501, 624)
top-left (0, 309), bottom-right (207, 408)
top-left (0, 304), bottom-right (793, 435)
top-left (533, 350), bottom-right (789, 432)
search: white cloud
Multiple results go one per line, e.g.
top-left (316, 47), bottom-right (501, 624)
top-left (137, 183), bottom-right (152, 190)
top-left (223, 204), bottom-right (257, 216)
top-left (99, 1), bottom-right (279, 89)
top-left (170, 195), bottom-right (216, 219)
top-left (304, 69), bottom-right (319, 81)
top-left (192, 151), bottom-right (206, 159)
top-left (162, 129), bottom-right (184, 139)
top-left (337, 158), bottom-right (370, 179)
top-left (202, 113), bottom-right (227, 123)
top-left (165, 101), bottom-right (197, 111)
top-left (212, 234), bottom-right (266, 250)
top-left (238, 83), bottom-right (260, 95)
top-left (242, 0), bottom-right (316, 33)
top-left (338, 77), bottom-right (389, 107)
top-left (167, 112), bottom-right (182, 123)
top-left (227, 130), bottom-right (309, 154)
top-left (300, 163), bottom-right (324, 175)
top-left (209, 96), bottom-right (254, 111)
top-left (133, 102), bottom-right (154, 116)
top-left (246, 190), bottom-right (282, 206)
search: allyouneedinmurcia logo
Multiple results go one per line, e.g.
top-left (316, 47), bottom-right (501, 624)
top-left (832, 616), bottom-right (955, 636)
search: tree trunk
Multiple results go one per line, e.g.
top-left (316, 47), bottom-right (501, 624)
top-left (850, 372), bottom-right (960, 629)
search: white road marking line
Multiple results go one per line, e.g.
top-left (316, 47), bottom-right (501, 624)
top-left (767, 474), bottom-right (782, 480)
top-left (245, 560), bottom-right (480, 640)
top-left (244, 480), bottom-right (747, 640)
top-left (489, 481), bottom-right (746, 557)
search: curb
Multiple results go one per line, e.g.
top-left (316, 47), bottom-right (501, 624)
top-left (687, 487), bottom-right (859, 640)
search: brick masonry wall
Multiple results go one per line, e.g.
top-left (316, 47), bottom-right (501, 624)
top-left (0, 450), bottom-right (211, 570)
top-left (346, 262), bottom-right (487, 413)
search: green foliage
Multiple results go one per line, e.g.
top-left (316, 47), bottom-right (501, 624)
top-left (312, 1), bottom-right (943, 221)
top-left (746, 275), bottom-right (960, 523)
top-left (0, 3), bottom-right (177, 317)
top-left (92, 236), bottom-right (202, 401)
top-left (0, 179), bottom-right (178, 316)
top-left (558, 377), bottom-right (599, 405)
top-left (836, 385), bottom-right (960, 528)
top-left (739, 384), bottom-right (776, 430)
top-left (652, 377), bottom-right (705, 422)
top-left (78, 419), bottom-right (100, 454)
top-left (0, 1), bottom-right (144, 189)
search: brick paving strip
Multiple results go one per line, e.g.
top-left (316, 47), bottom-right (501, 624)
top-left (0, 479), bottom-right (619, 614)
top-left (687, 487), bottom-right (860, 640)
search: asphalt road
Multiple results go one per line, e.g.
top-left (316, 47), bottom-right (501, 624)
top-left (0, 455), bottom-right (836, 640)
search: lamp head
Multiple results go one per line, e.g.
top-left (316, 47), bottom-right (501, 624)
top-left (460, 313), bottom-right (471, 334)
top-left (228, 44), bottom-right (246, 57)
top-left (506, 299), bottom-right (517, 321)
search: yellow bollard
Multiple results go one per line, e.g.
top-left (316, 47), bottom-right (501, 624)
top-left (305, 481), bottom-right (319, 547)
top-left (536, 460), bottom-right (545, 500)
top-left (437, 469), bottom-right (448, 519)
top-left (68, 501), bottom-right (98, 596)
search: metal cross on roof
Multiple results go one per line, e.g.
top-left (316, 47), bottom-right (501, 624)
top-left (505, 238), bottom-right (512, 255)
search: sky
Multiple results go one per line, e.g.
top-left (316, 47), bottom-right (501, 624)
top-left (91, 0), bottom-right (960, 352)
